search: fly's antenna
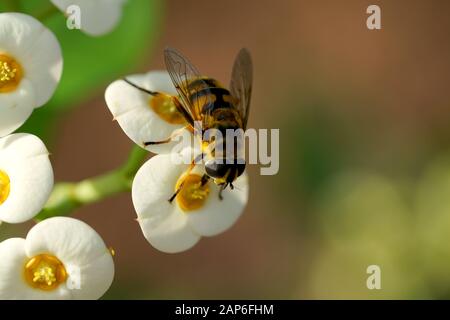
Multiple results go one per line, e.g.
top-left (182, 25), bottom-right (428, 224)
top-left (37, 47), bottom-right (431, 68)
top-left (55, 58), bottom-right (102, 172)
top-left (122, 78), bottom-right (158, 96)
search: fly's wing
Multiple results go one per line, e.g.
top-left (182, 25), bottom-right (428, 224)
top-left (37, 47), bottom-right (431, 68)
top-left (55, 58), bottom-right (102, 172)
top-left (229, 48), bottom-right (253, 129)
top-left (164, 47), bottom-right (215, 128)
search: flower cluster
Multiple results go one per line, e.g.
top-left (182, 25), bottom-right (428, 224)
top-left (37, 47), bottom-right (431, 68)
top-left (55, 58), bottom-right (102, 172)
top-left (1, 0), bottom-right (249, 300)
top-left (0, 1), bottom-right (128, 299)
top-left (105, 71), bottom-right (250, 253)
top-left (0, 12), bottom-right (60, 224)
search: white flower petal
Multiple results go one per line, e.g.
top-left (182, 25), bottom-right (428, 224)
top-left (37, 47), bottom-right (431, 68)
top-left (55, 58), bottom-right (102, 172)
top-left (68, 253), bottom-right (114, 300)
top-left (0, 80), bottom-right (34, 137)
top-left (105, 71), bottom-right (191, 154)
top-left (132, 154), bottom-right (200, 253)
top-left (0, 13), bottom-right (43, 60)
top-left (187, 173), bottom-right (249, 236)
top-left (25, 217), bottom-right (114, 299)
top-left (0, 238), bottom-right (70, 300)
top-left (0, 238), bottom-right (33, 299)
top-left (0, 133), bottom-right (53, 223)
top-left (50, 0), bottom-right (126, 36)
top-left (138, 212), bottom-right (200, 254)
top-left (25, 217), bottom-right (111, 268)
top-left (132, 152), bottom-right (250, 252)
top-left (0, 13), bottom-right (62, 108)
top-left (19, 26), bottom-right (62, 108)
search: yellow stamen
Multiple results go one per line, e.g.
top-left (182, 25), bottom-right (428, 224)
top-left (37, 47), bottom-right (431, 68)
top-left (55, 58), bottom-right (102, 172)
top-left (176, 174), bottom-right (210, 212)
top-left (0, 170), bottom-right (10, 205)
top-left (0, 54), bottom-right (23, 93)
top-left (24, 254), bottom-right (67, 291)
top-left (149, 94), bottom-right (186, 125)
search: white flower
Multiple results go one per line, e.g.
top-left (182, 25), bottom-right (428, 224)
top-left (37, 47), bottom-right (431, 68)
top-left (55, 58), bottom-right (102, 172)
top-left (0, 133), bottom-right (54, 224)
top-left (0, 217), bottom-right (114, 299)
top-left (105, 71), bottom-right (192, 154)
top-left (0, 13), bottom-right (63, 137)
top-left (106, 71), bottom-right (251, 253)
top-left (132, 152), bottom-right (249, 253)
top-left (50, 0), bottom-right (127, 36)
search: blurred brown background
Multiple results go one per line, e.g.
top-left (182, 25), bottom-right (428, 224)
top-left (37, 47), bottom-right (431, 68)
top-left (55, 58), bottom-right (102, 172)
top-left (4, 0), bottom-right (450, 299)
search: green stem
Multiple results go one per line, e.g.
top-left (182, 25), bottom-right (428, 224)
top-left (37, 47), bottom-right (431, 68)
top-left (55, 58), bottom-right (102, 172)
top-left (35, 146), bottom-right (148, 221)
top-left (34, 4), bottom-right (60, 22)
top-left (3, 0), bottom-right (20, 12)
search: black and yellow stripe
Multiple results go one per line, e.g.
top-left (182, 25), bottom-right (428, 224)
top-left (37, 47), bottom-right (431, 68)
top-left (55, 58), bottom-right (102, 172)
top-left (187, 77), bottom-right (234, 115)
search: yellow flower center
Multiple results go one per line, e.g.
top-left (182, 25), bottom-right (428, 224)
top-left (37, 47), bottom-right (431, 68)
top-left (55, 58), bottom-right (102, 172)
top-left (149, 94), bottom-right (186, 125)
top-left (176, 174), bottom-right (210, 212)
top-left (0, 170), bottom-right (10, 205)
top-left (24, 254), bottom-right (68, 291)
top-left (0, 54), bottom-right (23, 93)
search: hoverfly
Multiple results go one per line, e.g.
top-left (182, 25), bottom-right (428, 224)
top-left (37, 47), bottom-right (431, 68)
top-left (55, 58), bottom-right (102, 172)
top-left (124, 47), bottom-right (253, 200)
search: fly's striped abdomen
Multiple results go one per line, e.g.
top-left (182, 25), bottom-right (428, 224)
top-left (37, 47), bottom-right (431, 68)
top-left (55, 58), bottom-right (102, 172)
top-left (187, 77), bottom-right (234, 115)
top-left (187, 77), bottom-right (243, 131)
top-left (185, 78), bottom-right (245, 171)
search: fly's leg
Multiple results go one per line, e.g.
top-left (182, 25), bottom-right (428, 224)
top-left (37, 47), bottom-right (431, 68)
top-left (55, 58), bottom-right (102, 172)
top-left (168, 184), bottom-right (184, 203)
top-left (143, 127), bottom-right (187, 146)
top-left (168, 154), bottom-right (204, 203)
top-left (218, 183), bottom-right (227, 201)
top-left (200, 174), bottom-right (210, 186)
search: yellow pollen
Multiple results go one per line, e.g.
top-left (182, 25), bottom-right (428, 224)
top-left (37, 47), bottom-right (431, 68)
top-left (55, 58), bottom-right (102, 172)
top-left (0, 170), bottom-right (10, 205)
top-left (176, 174), bottom-right (210, 212)
top-left (24, 254), bottom-right (67, 291)
top-left (149, 94), bottom-right (186, 125)
top-left (0, 54), bottom-right (23, 93)
top-left (33, 266), bottom-right (56, 286)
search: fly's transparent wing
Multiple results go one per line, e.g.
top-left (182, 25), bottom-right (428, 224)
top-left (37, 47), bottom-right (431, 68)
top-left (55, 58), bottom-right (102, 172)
top-left (229, 48), bottom-right (253, 129)
top-left (164, 47), bottom-right (215, 125)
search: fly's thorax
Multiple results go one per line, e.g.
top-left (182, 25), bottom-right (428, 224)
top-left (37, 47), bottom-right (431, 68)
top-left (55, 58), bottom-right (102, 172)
top-left (187, 76), bottom-right (244, 160)
top-left (187, 77), bottom-right (223, 93)
top-left (210, 108), bottom-right (243, 129)
top-left (187, 77), bottom-right (236, 115)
